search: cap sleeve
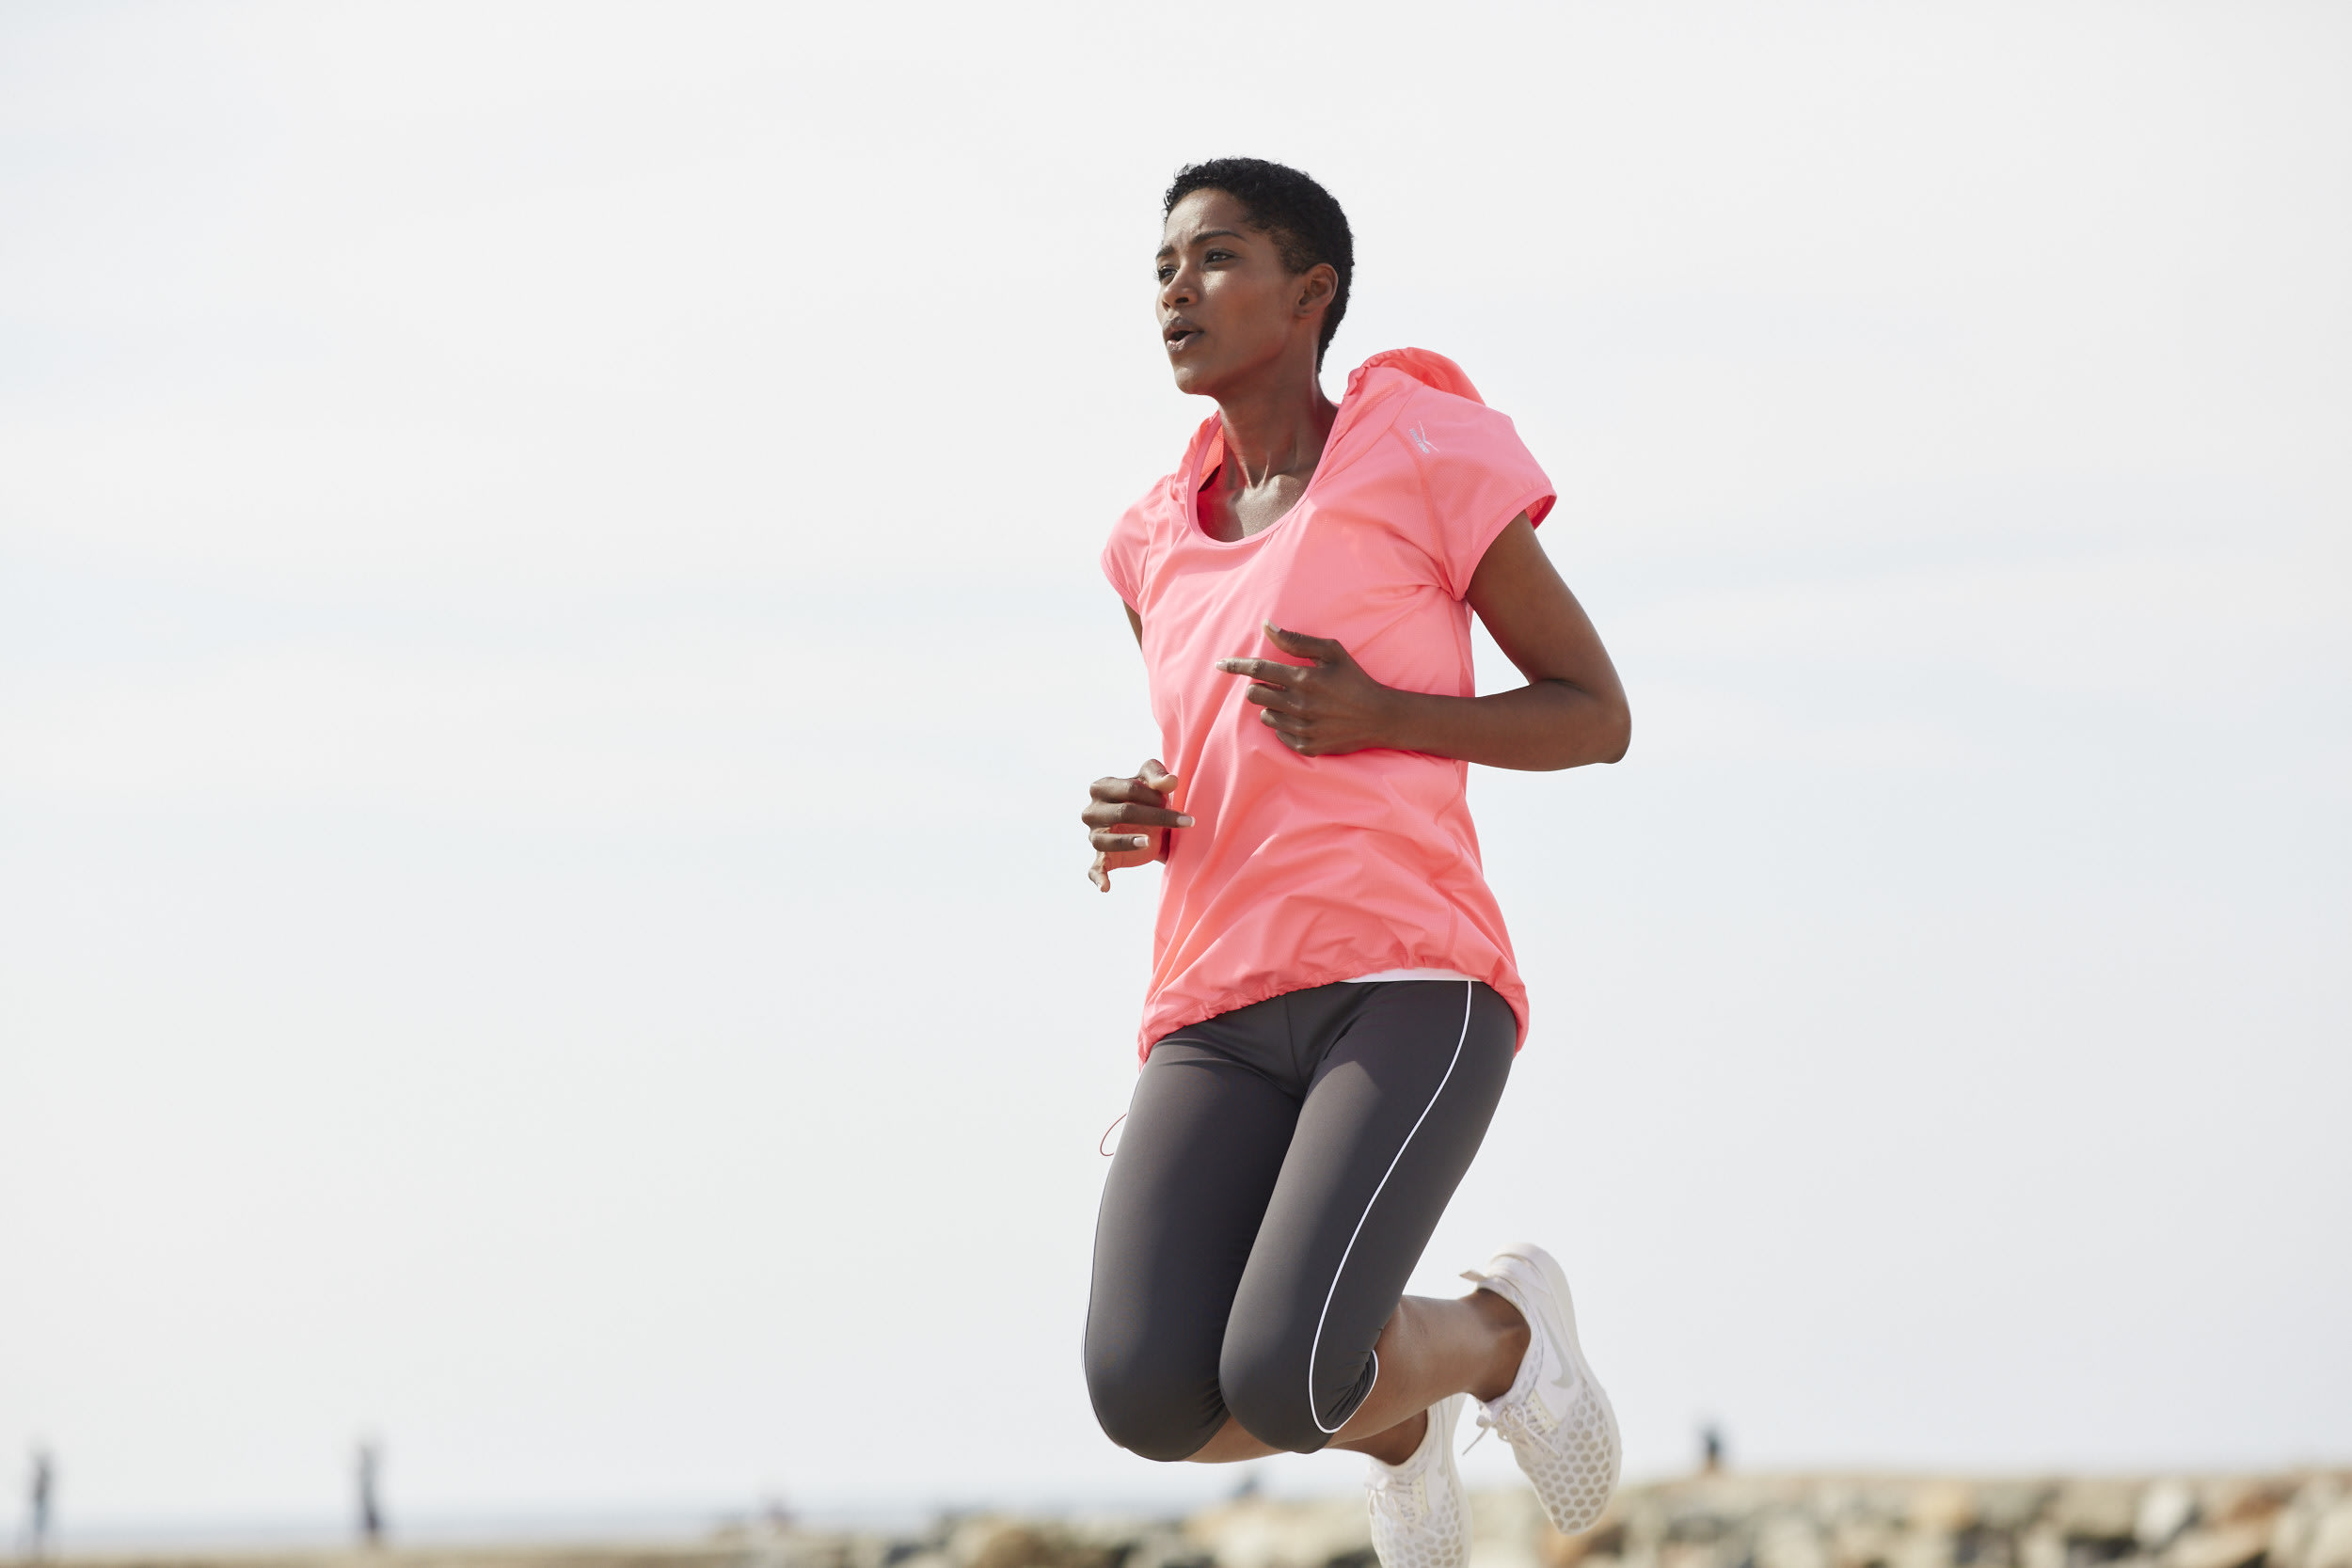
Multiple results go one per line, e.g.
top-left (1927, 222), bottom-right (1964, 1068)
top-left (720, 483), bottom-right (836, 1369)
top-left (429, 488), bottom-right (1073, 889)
top-left (1407, 395), bottom-right (1556, 599)
top-left (1100, 488), bottom-right (1157, 612)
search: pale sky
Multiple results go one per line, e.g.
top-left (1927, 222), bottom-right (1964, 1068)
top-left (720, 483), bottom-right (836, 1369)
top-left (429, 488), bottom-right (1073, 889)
top-left (2, 0), bottom-right (2347, 1543)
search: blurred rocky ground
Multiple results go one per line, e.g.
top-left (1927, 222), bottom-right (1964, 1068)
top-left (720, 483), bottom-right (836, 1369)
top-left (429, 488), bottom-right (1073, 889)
top-left (751, 1472), bottom-right (2352, 1568)
top-left (49, 1474), bottom-right (2352, 1568)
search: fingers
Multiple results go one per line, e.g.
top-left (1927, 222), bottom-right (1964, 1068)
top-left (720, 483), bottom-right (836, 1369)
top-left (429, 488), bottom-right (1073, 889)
top-left (1090, 762), bottom-right (1184, 805)
top-left (1089, 838), bottom-right (1160, 891)
top-left (1082, 800), bottom-right (1194, 832)
top-left (1086, 762), bottom-right (1192, 831)
top-left (1214, 656), bottom-right (1302, 687)
top-left (1089, 774), bottom-right (1161, 806)
top-left (1237, 679), bottom-right (1303, 713)
top-left (1258, 712), bottom-right (1319, 753)
top-left (1089, 776), bottom-right (1182, 819)
top-left (1216, 625), bottom-right (1345, 690)
top-left (1257, 708), bottom-right (1315, 746)
top-left (1262, 622), bottom-right (1346, 662)
top-left (1083, 758), bottom-right (1191, 891)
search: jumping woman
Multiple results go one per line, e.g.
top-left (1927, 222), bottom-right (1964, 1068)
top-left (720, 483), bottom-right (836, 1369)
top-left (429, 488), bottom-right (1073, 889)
top-left (1080, 158), bottom-right (1630, 1565)
top-left (1077, 159), bottom-right (1618, 1560)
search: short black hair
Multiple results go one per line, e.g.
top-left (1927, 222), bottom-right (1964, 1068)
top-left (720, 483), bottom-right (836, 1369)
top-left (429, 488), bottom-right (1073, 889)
top-left (1164, 157), bottom-right (1354, 368)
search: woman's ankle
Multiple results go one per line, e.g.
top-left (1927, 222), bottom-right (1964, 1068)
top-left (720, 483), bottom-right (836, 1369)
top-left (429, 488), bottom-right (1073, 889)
top-left (1346, 1407), bottom-right (1429, 1468)
top-left (1466, 1287), bottom-right (1531, 1402)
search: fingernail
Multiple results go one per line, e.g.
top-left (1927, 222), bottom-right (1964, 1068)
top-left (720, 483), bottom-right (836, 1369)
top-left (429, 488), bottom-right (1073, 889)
top-left (1176, 816), bottom-right (1195, 828)
top-left (1132, 835), bottom-right (1150, 847)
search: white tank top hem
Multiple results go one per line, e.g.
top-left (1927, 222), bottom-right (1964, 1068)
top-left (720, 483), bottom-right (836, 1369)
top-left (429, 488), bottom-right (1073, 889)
top-left (1341, 968), bottom-right (1476, 984)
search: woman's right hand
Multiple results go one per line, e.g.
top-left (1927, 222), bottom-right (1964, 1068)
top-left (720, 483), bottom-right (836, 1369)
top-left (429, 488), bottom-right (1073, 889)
top-left (1083, 759), bottom-right (1193, 892)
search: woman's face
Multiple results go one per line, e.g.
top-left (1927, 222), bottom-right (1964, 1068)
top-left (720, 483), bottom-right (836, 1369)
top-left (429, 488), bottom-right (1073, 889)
top-left (1156, 188), bottom-right (1323, 396)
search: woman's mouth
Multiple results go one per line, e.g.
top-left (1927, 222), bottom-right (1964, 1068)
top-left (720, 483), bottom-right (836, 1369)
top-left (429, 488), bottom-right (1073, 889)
top-left (1165, 325), bottom-right (1202, 353)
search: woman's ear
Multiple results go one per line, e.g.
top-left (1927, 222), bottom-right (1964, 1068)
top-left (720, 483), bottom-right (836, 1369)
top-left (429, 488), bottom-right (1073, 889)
top-left (1295, 262), bottom-right (1338, 317)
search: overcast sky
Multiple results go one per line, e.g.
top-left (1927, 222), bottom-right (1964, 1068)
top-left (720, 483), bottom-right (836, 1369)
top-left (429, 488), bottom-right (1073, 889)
top-left (3, 0), bottom-right (2347, 1543)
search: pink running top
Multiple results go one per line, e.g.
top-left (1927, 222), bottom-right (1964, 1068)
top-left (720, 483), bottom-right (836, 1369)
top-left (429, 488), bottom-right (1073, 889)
top-left (1101, 349), bottom-right (1554, 1060)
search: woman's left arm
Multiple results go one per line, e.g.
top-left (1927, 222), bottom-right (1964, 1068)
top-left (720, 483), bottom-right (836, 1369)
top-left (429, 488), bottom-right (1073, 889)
top-left (1216, 515), bottom-right (1630, 770)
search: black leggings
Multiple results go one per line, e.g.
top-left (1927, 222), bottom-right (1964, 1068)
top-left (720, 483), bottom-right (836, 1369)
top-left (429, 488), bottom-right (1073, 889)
top-left (1084, 978), bottom-right (1516, 1460)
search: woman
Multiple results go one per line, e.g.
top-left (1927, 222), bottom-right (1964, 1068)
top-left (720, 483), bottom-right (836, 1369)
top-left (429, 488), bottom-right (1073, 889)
top-left (1080, 158), bottom-right (1629, 1565)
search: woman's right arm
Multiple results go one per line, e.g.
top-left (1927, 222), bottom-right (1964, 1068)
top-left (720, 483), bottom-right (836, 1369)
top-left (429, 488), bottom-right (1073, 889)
top-left (1081, 608), bottom-right (1193, 891)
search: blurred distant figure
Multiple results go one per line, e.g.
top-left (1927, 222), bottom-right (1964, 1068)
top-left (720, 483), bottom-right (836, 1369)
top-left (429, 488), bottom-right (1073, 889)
top-left (356, 1439), bottom-right (384, 1547)
top-left (24, 1447), bottom-right (54, 1560)
top-left (1700, 1424), bottom-right (1725, 1474)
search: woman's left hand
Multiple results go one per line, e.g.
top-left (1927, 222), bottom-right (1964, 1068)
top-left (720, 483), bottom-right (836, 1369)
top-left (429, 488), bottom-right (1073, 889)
top-left (1216, 623), bottom-right (1400, 756)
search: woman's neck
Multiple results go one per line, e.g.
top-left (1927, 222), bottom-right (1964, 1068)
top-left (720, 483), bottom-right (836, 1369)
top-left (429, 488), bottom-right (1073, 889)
top-left (1215, 364), bottom-right (1340, 489)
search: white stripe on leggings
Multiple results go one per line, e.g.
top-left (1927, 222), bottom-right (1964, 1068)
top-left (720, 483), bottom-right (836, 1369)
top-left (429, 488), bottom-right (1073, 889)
top-left (1306, 979), bottom-right (1476, 1435)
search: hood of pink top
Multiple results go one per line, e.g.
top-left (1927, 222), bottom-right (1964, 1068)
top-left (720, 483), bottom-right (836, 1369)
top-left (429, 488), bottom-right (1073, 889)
top-left (1344, 347), bottom-right (1484, 404)
top-left (1184, 348), bottom-right (1486, 494)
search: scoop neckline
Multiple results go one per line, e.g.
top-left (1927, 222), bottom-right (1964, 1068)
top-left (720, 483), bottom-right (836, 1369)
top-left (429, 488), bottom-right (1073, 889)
top-left (1183, 384), bottom-right (1365, 549)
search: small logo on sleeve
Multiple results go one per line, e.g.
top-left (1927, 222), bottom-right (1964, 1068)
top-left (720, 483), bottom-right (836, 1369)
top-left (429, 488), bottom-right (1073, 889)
top-left (1406, 421), bottom-right (1438, 453)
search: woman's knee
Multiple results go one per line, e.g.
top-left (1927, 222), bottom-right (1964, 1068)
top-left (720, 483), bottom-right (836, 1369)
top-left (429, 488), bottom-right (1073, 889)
top-left (1084, 1340), bottom-right (1223, 1463)
top-left (1218, 1322), bottom-right (1359, 1455)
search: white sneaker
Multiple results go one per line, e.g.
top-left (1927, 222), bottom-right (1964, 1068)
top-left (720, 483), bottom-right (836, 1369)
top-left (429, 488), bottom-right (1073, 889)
top-left (1460, 1243), bottom-right (1621, 1534)
top-left (1365, 1393), bottom-right (1471, 1568)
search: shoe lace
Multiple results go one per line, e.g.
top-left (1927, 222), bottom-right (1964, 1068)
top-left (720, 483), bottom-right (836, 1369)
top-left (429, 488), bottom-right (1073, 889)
top-left (1365, 1467), bottom-right (1426, 1522)
top-left (1456, 1266), bottom-right (1521, 1456)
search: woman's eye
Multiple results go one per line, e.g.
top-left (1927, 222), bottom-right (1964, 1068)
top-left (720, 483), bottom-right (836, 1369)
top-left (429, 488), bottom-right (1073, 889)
top-left (1205, 249), bottom-right (1232, 262)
